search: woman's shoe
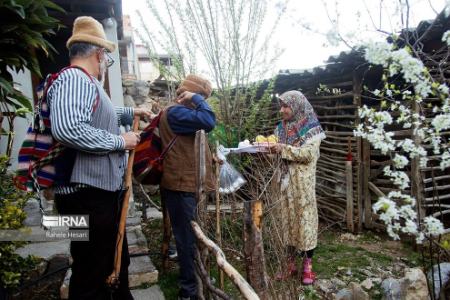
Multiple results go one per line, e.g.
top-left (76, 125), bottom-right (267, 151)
top-left (274, 257), bottom-right (298, 281)
top-left (301, 258), bottom-right (316, 285)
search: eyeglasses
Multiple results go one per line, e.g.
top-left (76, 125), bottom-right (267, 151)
top-left (100, 49), bottom-right (114, 68)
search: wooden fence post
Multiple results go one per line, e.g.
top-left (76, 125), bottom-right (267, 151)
top-left (353, 71), bottom-right (364, 232)
top-left (161, 198), bottom-right (171, 271)
top-left (215, 141), bottom-right (225, 290)
top-left (346, 138), bottom-right (354, 232)
top-left (244, 199), bottom-right (268, 299)
top-left (363, 138), bottom-right (372, 229)
top-left (195, 130), bottom-right (207, 222)
top-left (411, 101), bottom-right (425, 219)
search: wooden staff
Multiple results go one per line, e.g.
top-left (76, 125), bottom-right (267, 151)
top-left (106, 116), bottom-right (140, 288)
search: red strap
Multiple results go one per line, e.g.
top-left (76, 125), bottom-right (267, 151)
top-left (47, 65), bottom-right (100, 112)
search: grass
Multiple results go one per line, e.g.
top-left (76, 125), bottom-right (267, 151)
top-left (141, 213), bottom-right (424, 299)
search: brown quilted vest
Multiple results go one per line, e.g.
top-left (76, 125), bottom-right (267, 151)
top-left (159, 107), bottom-right (216, 193)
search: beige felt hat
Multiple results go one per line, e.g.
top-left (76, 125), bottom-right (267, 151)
top-left (176, 74), bottom-right (213, 99)
top-left (66, 16), bottom-right (116, 52)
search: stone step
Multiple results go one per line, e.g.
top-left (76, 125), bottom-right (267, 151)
top-left (129, 255), bottom-right (158, 287)
top-left (131, 285), bottom-right (165, 300)
top-left (126, 223), bottom-right (158, 288)
top-left (145, 207), bottom-right (163, 219)
top-left (16, 239), bottom-right (70, 261)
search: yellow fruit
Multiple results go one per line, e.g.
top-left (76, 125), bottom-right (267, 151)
top-left (255, 135), bottom-right (267, 143)
top-left (267, 135), bottom-right (278, 143)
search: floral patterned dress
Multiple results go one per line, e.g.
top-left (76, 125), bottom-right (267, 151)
top-left (275, 140), bottom-right (320, 251)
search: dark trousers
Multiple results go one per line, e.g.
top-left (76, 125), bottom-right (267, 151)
top-left (55, 187), bottom-right (133, 300)
top-left (161, 188), bottom-right (197, 298)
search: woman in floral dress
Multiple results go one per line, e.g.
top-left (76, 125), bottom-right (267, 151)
top-left (270, 90), bottom-right (325, 285)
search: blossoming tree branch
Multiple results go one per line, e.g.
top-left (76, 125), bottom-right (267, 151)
top-left (353, 7), bottom-right (450, 243)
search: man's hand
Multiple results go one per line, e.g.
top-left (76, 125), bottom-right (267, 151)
top-left (176, 91), bottom-right (196, 105)
top-left (121, 132), bottom-right (141, 150)
top-left (134, 108), bottom-right (153, 119)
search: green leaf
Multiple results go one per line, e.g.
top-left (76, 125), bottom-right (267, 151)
top-left (14, 107), bottom-right (31, 117)
top-left (0, 77), bottom-right (14, 94)
top-left (41, 0), bottom-right (66, 14)
top-left (11, 90), bottom-right (33, 111)
top-left (5, 1), bottom-right (26, 19)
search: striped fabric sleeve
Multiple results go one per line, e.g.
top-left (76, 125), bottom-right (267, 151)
top-left (115, 106), bottom-right (134, 126)
top-left (48, 69), bottom-right (125, 153)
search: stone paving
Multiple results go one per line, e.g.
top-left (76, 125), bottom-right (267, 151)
top-left (16, 197), bottom-right (164, 299)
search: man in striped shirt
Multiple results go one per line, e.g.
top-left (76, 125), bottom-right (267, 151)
top-left (49, 16), bottom-right (150, 299)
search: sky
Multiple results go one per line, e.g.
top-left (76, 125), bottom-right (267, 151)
top-left (122, 0), bottom-right (448, 74)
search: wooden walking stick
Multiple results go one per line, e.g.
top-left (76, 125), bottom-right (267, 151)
top-left (106, 115), bottom-right (140, 288)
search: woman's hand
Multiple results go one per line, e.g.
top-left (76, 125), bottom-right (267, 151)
top-left (269, 143), bottom-right (285, 153)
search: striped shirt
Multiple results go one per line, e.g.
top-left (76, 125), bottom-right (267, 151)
top-left (47, 68), bottom-right (133, 194)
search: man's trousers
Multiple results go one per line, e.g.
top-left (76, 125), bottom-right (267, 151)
top-left (55, 187), bottom-right (133, 300)
top-left (161, 188), bottom-right (198, 298)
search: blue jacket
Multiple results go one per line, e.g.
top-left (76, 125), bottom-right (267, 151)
top-left (166, 94), bottom-right (216, 134)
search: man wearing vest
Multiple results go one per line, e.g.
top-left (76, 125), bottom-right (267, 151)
top-left (49, 16), bottom-right (150, 299)
top-left (159, 75), bottom-right (216, 300)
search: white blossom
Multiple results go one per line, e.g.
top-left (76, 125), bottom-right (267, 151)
top-left (431, 114), bottom-right (450, 132)
top-left (420, 157), bottom-right (428, 168)
top-left (441, 150), bottom-right (450, 170)
top-left (373, 196), bottom-right (397, 215)
top-left (386, 89), bottom-right (393, 97)
top-left (438, 83), bottom-right (449, 95)
top-left (387, 226), bottom-right (400, 240)
top-left (416, 232), bottom-right (425, 244)
top-left (392, 154), bottom-right (409, 169)
top-left (364, 41), bottom-right (392, 66)
top-left (373, 111), bottom-right (393, 125)
top-left (423, 216), bottom-right (445, 237)
top-left (326, 28), bottom-right (340, 47)
top-left (398, 139), bottom-right (427, 158)
top-left (402, 219), bottom-right (418, 234)
top-left (399, 205), bottom-right (417, 220)
top-left (360, 34), bottom-right (449, 245)
top-left (442, 30), bottom-right (450, 46)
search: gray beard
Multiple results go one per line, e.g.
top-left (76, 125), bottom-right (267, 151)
top-left (99, 60), bottom-right (107, 87)
top-left (100, 70), bottom-right (106, 87)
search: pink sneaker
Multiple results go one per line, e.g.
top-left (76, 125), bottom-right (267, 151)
top-left (302, 258), bottom-right (316, 285)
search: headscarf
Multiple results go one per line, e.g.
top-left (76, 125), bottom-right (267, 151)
top-left (275, 90), bottom-right (326, 146)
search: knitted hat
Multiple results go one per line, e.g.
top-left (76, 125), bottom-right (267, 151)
top-left (66, 16), bottom-right (116, 52)
top-left (176, 74), bottom-right (212, 99)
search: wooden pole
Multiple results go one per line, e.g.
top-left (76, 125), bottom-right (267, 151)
top-left (244, 199), bottom-right (268, 300)
top-left (411, 101), bottom-right (425, 220)
top-left (215, 141), bottom-right (224, 290)
top-left (161, 198), bottom-right (171, 271)
top-left (106, 116), bottom-right (139, 287)
top-left (191, 221), bottom-right (259, 300)
top-left (353, 70), bottom-right (363, 232)
top-left (346, 138), bottom-right (354, 232)
top-left (195, 130), bottom-right (207, 222)
top-left (363, 138), bottom-right (372, 229)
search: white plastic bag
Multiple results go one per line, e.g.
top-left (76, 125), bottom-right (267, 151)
top-left (217, 145), bottom-right (246, 194)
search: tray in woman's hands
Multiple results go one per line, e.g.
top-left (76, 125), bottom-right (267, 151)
top-left (252, 142), bottom-right (277, 147)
